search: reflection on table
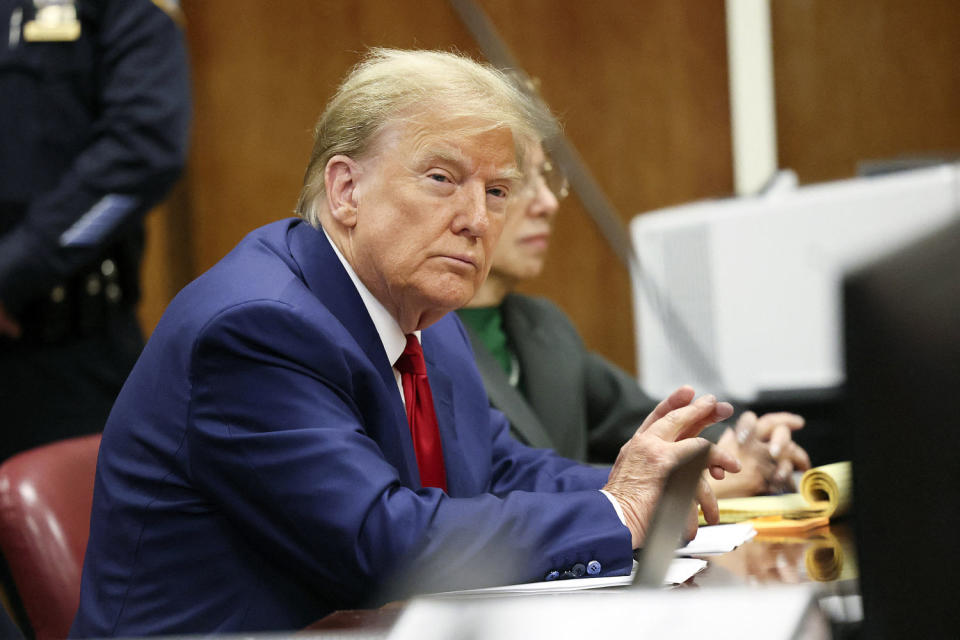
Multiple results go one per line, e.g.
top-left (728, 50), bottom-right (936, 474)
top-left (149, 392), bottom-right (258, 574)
top-left (692, 522), bottom-right (857, 586)
top-left (304, 520), bottom-right (859, 636)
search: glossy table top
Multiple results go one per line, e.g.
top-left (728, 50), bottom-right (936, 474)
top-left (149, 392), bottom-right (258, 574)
top-left (304, 520), bottom-right (859, 635)
top-left (692, 521), bottom-right (857, 587)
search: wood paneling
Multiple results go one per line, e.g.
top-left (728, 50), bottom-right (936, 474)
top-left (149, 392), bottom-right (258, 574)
top-left (772, 0), bottom-right (960, 183)
top-left (137, 181), bottom-right (195, 334)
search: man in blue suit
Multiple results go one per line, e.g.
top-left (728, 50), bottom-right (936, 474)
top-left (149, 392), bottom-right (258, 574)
top-left (72, 49), bottom-right (740, 636)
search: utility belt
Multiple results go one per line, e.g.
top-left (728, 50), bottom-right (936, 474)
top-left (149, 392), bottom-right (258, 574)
top-left (16, 256), bottom-right (135, 346)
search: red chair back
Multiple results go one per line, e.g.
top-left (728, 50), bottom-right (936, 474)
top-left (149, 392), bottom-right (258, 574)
top-left (0, 434), bottom-right (101, 640)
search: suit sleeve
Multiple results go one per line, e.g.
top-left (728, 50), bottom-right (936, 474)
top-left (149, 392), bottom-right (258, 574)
top-left (486, 405), bottom-right (614, 493)
top-left (0, 0), bottom-right (190, 312)
top-left (186, 301), bottom-right (633, 609)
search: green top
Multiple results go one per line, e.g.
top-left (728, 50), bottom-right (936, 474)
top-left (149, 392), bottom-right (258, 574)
top-left (456, 306), bottom-right (512, 376)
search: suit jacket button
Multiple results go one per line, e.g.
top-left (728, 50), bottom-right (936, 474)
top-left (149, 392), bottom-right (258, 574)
top-left (587, 560), bottom-right (602, 575)
top-left (545, 570), bottom-right (560, 581)
top-left (571, 563), bottom-right (586, 578)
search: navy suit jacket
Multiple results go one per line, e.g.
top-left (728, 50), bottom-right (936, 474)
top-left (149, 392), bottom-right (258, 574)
top-left (71, 220), bottom-right (632, 636)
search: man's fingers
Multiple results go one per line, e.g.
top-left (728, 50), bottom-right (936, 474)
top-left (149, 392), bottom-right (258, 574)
top-left (639, 385), bottom-right (695, 432)
top-left (709, 402), bottom-right (735, 429)
top-left (696, 473), bottom-right (720, 525)
top-left (709, 431), bottom-right (740, 478)
top-left (645, 395), bottom-right (717, 440)
top-left (684, 503), bottom-right (699, 544)
top-left (647, 395), bottom-right (727, 441)
top-left (672, 437), bottom-right (741, 477)
top-left (674, 402), bottom-right (735, 442)
top-left (716, 427), bottom-right (737, 451)
top-left (705, 440), bottom-right (741, 474)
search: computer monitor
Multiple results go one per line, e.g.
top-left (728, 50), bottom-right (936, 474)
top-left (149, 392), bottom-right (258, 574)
top-left (629, 163), bottom-right (960, 404)
top-left (843, 218), bottom-right (960, 638)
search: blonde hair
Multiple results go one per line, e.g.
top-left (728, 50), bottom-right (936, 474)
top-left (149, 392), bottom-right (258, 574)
top-left (295, 48), bottom-right (556, 226)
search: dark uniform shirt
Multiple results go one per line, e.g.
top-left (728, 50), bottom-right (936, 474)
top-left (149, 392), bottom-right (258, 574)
top-left (0, 0), bottom-right (190, 458)
top-left (0, 0), bottom-right (190, 323)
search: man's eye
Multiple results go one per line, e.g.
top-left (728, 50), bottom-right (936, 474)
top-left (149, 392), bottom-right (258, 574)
top-left (429, 173), bottom-right (450, 183)
top-left (487, 187), bottom-right (507, 198)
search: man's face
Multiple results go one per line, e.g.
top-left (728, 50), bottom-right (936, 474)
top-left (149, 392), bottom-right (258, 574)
top-left (347, 113), bottom-right (520, 330)
top-left (487, 143), bottom-right (561, 284)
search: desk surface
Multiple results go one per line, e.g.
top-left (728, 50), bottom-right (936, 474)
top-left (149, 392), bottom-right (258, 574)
top-left (304, 521), bottom-right (858, 636)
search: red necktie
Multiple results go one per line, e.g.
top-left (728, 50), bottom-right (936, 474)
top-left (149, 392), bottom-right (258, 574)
top-left (395, 335), bottom-right (447, 491)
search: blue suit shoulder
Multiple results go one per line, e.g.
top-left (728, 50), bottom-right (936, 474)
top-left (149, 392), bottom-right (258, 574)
top-left (138, 219), bottom-right (360, 391)
top-left (177, 219), bottom-right (303, 302)
top-left (154, 219), bottom-right (317, 333)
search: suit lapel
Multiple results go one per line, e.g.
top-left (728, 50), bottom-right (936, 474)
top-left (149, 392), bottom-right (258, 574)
top-left (462, 323), bottom-right (554, 450)
top-left (288, 222), bottom-right (389, 374)
top-left (286, 221), bottom-right (419, 485)
top-left (503, 295), bottom-right (586, 459)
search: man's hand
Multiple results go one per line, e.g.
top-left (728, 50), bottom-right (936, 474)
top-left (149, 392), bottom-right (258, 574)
top-left (0, 302), bottom-right (21, 339)
top-left (636, 385), bottom-right (732, 438)
top-left (603, 391), bottom-right (740, 548)
top-left (708, 411), bottom-right (812, 498)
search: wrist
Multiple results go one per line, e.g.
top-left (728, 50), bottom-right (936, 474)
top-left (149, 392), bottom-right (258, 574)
top-left (603, 487), bottom-right (647, 549)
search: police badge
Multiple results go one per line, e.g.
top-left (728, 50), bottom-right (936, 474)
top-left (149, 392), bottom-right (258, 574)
top-left (23, 0), bottom-right (81, 42)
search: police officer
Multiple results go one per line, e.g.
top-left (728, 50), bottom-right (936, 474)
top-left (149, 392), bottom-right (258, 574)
top-left (0, 0), bottom-right (191, 461)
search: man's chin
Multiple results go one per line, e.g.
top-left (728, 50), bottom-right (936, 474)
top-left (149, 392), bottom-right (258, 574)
top-left (435, 291), bottom-right (473, 313)
top-left (409, 285), bottom-right (475, 323)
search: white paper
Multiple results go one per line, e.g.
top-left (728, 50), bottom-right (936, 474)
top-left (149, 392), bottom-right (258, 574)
top-left (664, 557), bottom-right (709, 584)
top-left (676, 523), bottom-right (757, 556)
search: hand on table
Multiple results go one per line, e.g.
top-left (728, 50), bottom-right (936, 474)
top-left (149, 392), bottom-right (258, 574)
top-left (604, 386), bottom-right (741, 548)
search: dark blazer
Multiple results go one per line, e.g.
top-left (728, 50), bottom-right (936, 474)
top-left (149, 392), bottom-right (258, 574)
top-left (0, 0), bottom-right (190, 316)
top-left (463, 294), bottom-right (658, 463)
top-left (71, 220), bottom-right (631, 637)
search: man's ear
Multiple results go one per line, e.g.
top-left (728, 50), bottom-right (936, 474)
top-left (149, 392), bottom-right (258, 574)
top-left (325, 155), bottom-right (362, 228)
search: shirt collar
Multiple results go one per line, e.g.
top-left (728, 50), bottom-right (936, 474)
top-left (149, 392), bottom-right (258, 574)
top-left (322, 226), bottom-right (419, 366)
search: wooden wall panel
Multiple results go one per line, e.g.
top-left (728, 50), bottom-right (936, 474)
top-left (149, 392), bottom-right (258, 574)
top-left (138, 0), bottom-right (734, 376)
top-left (137, 181), bottom-right (195, 334)
top-left (772, 0), bottom-right (960, 183)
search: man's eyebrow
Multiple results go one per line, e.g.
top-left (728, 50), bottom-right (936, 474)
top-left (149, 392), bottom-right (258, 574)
top-left (416, 146), bottom-right (522, 184)
top-left (422, 147), bottom-right (468, 169)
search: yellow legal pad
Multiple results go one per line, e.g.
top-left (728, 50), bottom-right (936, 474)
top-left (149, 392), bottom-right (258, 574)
top-left (700, 461), bottom-right (852, 525)
top-left (749, 515), bottom-right (830, 535)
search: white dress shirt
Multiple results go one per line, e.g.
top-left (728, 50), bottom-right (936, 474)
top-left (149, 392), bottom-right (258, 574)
top-left (323, 227), bottom-right (416, 406)
top-left (321, 227), bottom-right (626, 526)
